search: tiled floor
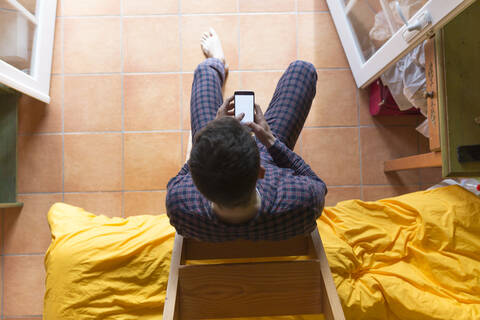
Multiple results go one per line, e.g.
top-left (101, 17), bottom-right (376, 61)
top-left (1, 0), bottom-right (442, 317)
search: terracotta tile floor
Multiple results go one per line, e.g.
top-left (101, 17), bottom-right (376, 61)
top-left (1, 0), bottom-right (442, 317)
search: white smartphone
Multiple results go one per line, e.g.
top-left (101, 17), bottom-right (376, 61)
top-left (234, 91), bottom-right (254, 124)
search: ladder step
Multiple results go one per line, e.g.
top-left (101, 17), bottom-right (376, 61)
top-left (178, 260), bottom-right (324, 319)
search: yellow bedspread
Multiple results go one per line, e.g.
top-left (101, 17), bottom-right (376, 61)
top-left (44, 186), bottom-right (480, 319)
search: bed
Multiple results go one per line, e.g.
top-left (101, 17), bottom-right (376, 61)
top-left (44, 185), bottom-right (480, 319)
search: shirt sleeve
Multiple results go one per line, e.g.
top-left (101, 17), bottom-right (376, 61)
top-left (175, 163), bottom-right (189, 176)
top-left (165, 163), bottom-right (192, 236)
top-left (267, 139), bottom-right (328, 215)
top-left (267, 139), bottom-right (322, 180)
top-left (166, 163), bottom-right (190, 216)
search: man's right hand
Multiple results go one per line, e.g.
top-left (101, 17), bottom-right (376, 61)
top-left (216, 95), bottom-right (245, 122)
top-left (246, 104), bottom-right (276, 148)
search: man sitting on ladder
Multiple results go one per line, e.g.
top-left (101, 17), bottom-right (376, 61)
top-left (166, 28), bottom-right (327, 242)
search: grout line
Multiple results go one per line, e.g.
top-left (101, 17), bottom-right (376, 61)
top-left (61, 15), bottom-right (124, 19)
top-left (179, 0), bottom-right (184, 168)
top-left (294, 0), bottom-right (303, 157)
top-left (19, 191), bottom-right (119, 195)
top-left (295, 0), bottom-right (299, 59)
top-left (53, 191), bottom-right (126, 194)
top-left (15, 182), bottom-right (423, 197)
top-left (17, 192), bottom-right (64, 196)
top-left (17, 122), bottom-right (420, 137)
top-left (2, 253), bottom-right (44, 256)
top-left (3, 316), bottom-right (42, 319)
top-left (66, 191), bottom-right (126, 194)
top-left (61, 80), bottom-right (65, 203)
top-left (60, 71), bottom-right (192, 76)
top-left (123, 190), bottom-right (167, 193)
top-left (107, 130), bottom-right (187, 134)
top-left (297, 134), bottom-right (303, 158)
top-left (53, 67), bottom-right (351, 76)
top-left (329, 184), bottom-right (423, 188)
top-left (0, 7), bottom-right (18, 13)
top-left (120, 0), bottom-right (125, 218)
top-left (21, 130), bottom-right (186, 135)
top-left (303, 124), bottom-right (418, 129)
top-left (356, 88), bottom-right (364, 200)
top-left (60, 16), bottom-right (65, 203)
top-left (237, 0), bottom-right (241, 86)
top-left (57, 11), bottom-right (330, 19)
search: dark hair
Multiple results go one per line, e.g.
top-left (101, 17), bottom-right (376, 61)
top-left (189, 117), bottom-right (260, 208)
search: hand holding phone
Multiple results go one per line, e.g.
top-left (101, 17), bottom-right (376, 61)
top-left (246, 103), bottom-right (276, 148)
top-left (234, 91), bottom-right (254, 124)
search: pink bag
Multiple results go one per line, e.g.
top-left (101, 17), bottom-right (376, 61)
top-left (369, 79), bottom-right (419, 116)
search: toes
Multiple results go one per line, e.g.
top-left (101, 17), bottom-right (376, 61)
top-left (202, 47), bottom-right (211, 57)
top-left (210, 27), bottom-right (217, 37)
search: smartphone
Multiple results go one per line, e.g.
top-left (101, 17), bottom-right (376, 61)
top-left (234, 91), bottom-right (254, 124)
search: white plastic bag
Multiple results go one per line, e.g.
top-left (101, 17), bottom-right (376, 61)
top-left (370, 0), bottom-right (429, 114)
top-left (369, 0), bottom-right (430, 137)
top-left (416, 118), bottom-right (429, 138)
top-left (428, 178), bottom-right (480, 197)
top-left (380, 42), bottom-right (427, 112)
top-left (402, 43), bottom-right (427, 115)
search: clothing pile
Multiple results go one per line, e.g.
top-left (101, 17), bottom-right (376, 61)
top-left (369, 0), bottom-right (430, 137)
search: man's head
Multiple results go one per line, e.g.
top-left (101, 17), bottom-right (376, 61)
top-left (189, 117), bottom-right (260, 208)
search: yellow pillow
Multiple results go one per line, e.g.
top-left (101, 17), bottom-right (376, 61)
top-left (45, 203), bottom-right (175, 319)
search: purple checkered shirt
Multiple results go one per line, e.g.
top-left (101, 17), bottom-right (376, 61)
top-left (166, 137), bottom-right (327, 242)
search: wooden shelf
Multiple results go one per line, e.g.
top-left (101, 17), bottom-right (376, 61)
top-left (0, 202), bottom-right (23, 209)
top-left (384, 152), bottom-right (442, 172)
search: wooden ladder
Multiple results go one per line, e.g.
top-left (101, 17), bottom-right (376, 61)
top-left (163, 230), bottom-right (345, 320)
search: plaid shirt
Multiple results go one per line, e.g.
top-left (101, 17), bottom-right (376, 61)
top-left (166, 138), bottom-right (327, 242)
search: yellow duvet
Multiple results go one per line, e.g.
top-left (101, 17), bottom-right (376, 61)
top-left (44, 186), bottom-right (480, 319)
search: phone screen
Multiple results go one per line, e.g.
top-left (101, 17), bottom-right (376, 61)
top-left (234, 92), bottom-right (254, 124)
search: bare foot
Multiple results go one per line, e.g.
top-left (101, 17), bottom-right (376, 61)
top-left (201, 27), bottom-right (228, 72)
